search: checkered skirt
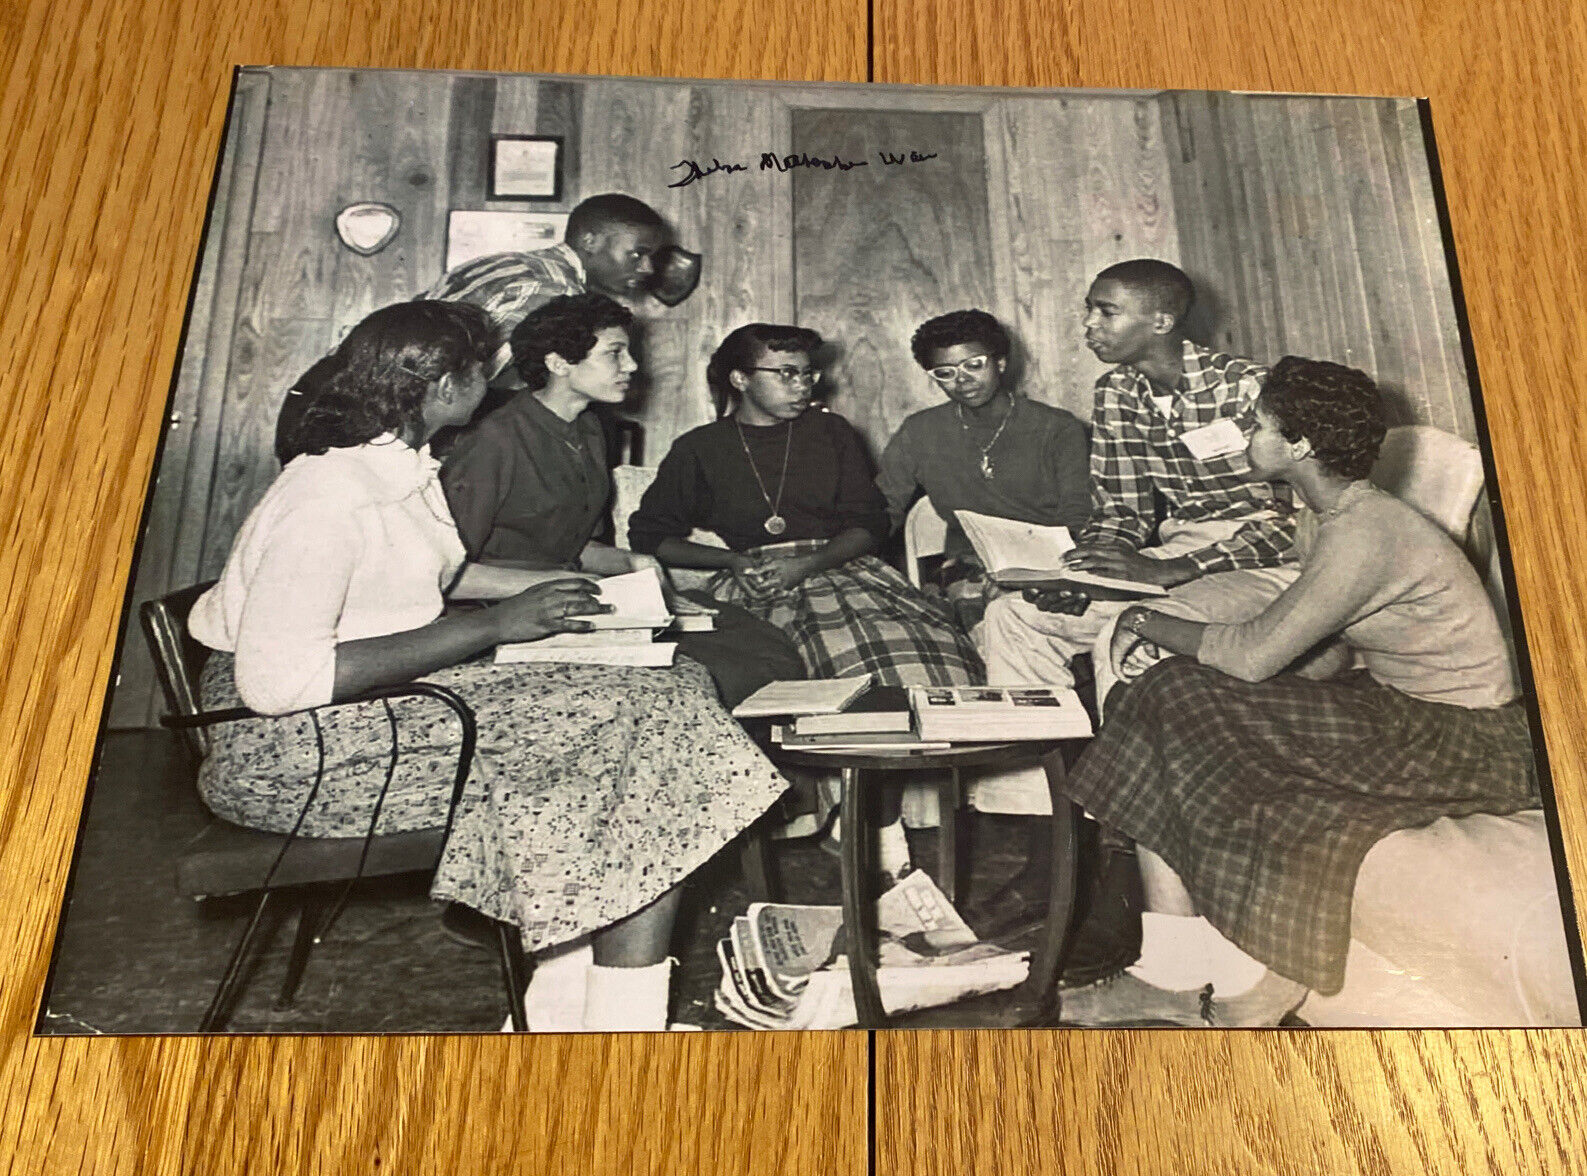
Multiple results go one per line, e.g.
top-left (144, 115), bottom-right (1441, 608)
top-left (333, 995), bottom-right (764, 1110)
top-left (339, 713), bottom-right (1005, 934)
top-left (709, 541), bottom-right (983, 687)
top-left (1064, 659), bottom-right (1538, 992)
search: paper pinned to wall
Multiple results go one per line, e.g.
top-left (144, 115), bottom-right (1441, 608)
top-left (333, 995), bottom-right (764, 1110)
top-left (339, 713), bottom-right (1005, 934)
top-left (445, 210), bottom-right (569, 270)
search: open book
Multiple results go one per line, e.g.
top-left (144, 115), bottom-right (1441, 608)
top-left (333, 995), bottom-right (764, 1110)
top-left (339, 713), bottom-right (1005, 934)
top-left (954, 509), bottom-right (1168, 600)
top-left (586, 567), bottom-right (673, 629)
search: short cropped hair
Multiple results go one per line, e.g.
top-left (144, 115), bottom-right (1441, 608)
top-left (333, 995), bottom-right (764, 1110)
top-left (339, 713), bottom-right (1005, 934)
top-left (565, 193), bottom-right (666, 243)
top-left (1094, 259), bottom-right (1195, 328)
top-left (1261, 355), bottom-right (1387, 480)
top-left (909, 309), bottom-right (1012, 368)
top-left (707, 323), bottom-right (825, 418)
top-left (510, 293), bottom-right (636, 392)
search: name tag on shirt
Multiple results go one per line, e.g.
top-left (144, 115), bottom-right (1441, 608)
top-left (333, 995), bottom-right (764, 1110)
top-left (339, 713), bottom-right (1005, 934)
top-left (1179, 417), bottom-right (1246, 461)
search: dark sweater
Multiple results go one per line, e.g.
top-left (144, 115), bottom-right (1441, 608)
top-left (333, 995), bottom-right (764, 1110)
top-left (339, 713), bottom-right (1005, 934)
top-left (628, 409), bottom-right (891, 554)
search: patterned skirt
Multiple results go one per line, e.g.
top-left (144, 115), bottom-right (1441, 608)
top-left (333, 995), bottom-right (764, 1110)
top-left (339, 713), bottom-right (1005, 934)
top-left (1063, 660), bottom-right (1539, 992)
top-left (197, 653), bottom-right (789, 955)
top-left (708, 541), bottom-right (983, 687)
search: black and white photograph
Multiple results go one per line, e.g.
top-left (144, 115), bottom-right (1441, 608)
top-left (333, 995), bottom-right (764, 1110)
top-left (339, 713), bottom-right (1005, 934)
top-left (36, 65), bottom-right (1586, 1035)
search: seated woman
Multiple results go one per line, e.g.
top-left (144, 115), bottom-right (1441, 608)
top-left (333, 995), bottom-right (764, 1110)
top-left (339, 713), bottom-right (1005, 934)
top-left (628, 322), bottom-right (982, 687)
top-left (628, 322), bottom-right (983, 878)
top-left (877, 309), bottom-right (1091, 629)
top-left (438, 292), bottom-right (806, 709)
top-left (188, 299), bottom-right (788, 1032)
top-left (1057, 356), bottom-right (1538, 1026)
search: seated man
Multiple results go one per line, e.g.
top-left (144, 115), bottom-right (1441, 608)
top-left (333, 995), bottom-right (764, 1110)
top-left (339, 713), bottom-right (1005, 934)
top-left (441, 292), bottom-right (805, 709)
top-left (981, 259), bottom-right (1301, 710)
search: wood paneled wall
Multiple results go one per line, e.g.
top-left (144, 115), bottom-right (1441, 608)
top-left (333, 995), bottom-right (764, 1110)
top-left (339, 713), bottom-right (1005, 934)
top-left (786, 93), bottom-right (1179, 452)
top-left (1162, 91), bottom-right (1473, 439)
top-left (579, 81), bottom-right (794, 452)
top-left (984, 94), bottom-right (1180, 421)
top-left (110, 76), bottom-right (1473, 727)
top-left (791, 107), bottom-right (995, 453)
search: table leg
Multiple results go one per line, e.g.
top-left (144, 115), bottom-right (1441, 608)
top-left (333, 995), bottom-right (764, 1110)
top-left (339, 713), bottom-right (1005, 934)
top-left (1024, 747), bottom-right (1079, 1015)
top-left (838, 765), bottom-right (888, 1028)
top-left (937, 768), bottom-right (961, 904)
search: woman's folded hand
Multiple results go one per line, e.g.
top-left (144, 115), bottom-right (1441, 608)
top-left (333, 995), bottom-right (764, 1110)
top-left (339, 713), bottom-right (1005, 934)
top-left (488, 578), bottom-right (613, 642)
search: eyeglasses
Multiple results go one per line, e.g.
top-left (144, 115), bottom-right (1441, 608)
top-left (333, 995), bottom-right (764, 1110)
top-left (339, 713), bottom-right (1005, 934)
top-left (748, 366), bottom-right (823, 386)
top-left (928, 354), bottom-right (995, 383)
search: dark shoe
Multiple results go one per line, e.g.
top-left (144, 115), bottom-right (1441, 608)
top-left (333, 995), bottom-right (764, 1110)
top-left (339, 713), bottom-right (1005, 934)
top-left (439, 901), bottom-right (496, 951)
top-left (1057, 833), bottom-right (1144, 988)
top-left (968, 821), bottom-right (1143, 987)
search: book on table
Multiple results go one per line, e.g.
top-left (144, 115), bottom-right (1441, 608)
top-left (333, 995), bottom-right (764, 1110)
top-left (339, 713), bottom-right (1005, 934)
top-left (954, 509), bottom-right (1168, 600)
top-left (731, 676), bottom-right (873, 719)
top-left (495, 629), bottom-right (677, 667)
top-left (790, 685), bottom-right (913, 736)
top-left (770, 724), bottom-right (952, 753)
top-left (908, 685), bottom-right (1094, 742)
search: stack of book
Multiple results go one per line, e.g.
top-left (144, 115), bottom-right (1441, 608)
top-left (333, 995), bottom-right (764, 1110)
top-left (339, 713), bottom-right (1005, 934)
top-left (733, 676), bottom-right (1094, 746)
top-left (713, 870), bottom-right (1030, 1029)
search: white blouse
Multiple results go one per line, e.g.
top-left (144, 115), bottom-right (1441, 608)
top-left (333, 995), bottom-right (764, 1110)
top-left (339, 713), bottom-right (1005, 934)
top-left (190, 436), bottom-right (467, 715)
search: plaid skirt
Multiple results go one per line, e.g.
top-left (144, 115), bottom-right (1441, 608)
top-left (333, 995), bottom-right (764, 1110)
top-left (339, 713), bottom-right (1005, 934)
top-left (1064, 660), bottom-right (1538, 992)
top-left (709, 541), bottom-right (982, 687)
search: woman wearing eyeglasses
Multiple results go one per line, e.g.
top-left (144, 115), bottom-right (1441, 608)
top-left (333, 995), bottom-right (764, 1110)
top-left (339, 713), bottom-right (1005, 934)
top-left (629, 322), bottom-right (981, 689)
top-left (876, 310), bottom-right (1091, 631)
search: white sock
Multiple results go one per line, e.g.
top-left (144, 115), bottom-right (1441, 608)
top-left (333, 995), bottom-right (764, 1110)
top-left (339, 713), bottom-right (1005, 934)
top-left (877, 819), bottom-right (912, 878)
top-left (510, 937), bottom-right (593, 1032)
top-left (582, 959), bottom-right (674, 1032)
top-left (1127, 913), bottom-right (1268, 997)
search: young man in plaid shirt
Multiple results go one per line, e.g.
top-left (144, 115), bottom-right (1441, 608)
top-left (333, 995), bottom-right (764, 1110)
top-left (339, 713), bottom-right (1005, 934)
top-left (981, 259), bottom-right (1302, 710)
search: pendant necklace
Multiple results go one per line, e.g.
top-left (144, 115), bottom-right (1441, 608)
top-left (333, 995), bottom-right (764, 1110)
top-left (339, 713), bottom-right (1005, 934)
top-left (735, 417), bottom-right (793, 536)
top-left (958, 394), bottom-right (1016, 480)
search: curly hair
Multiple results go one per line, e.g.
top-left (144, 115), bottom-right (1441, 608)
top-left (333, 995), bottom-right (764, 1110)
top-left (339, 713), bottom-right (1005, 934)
top-left (1094, 259), bottom-right (1195, 328)
top-left (706, 323), bottom-right (824, 418)
top-left (284, 300), bottom-right (494, 460)
top-left (510, 293), bottom-right (636, 391)
top-left (909, 309), bottom-right (1011, 368)
top-left (1261, 355), bottom-right (1387, 480)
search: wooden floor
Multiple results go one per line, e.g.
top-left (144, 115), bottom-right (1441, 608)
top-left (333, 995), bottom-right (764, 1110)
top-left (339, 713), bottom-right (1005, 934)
top-left (4, 0), bottom-right (1587, 1172)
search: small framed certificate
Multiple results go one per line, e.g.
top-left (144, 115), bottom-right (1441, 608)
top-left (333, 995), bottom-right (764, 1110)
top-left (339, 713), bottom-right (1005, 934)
top-left (488, 134), bottom-right (563, 200)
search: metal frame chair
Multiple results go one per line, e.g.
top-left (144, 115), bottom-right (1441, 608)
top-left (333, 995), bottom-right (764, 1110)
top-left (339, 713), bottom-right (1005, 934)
top-left (141, 583), bottom-right (532, 1031)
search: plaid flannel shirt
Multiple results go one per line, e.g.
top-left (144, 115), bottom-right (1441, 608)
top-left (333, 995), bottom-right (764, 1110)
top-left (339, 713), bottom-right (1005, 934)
top-left (424, 242), bottom-right (587, 343)
top-left (1079, 340), bottom-right (1297, 575)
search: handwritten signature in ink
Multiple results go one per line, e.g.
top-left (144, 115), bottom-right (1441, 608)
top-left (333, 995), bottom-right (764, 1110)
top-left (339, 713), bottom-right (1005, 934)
top-left (667, 149), bottom-right (940, 187)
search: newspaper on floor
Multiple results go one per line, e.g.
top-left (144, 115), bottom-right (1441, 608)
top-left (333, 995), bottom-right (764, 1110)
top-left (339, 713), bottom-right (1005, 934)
top-left (714, 869), bottom-right (1030, 1029)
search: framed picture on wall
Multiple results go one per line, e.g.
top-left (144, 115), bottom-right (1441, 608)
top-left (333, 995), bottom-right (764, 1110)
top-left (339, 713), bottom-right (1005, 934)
top-left (488, 133), bottom-right (562, 200)
top-left (32, 64), bottom-right (1587, 1039)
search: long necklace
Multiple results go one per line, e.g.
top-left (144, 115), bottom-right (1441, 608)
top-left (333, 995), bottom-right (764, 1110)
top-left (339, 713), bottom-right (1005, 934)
top-left (735, 417), bottom-right (794, 536)
top-left (957, 394), bottom-right (1016, 480)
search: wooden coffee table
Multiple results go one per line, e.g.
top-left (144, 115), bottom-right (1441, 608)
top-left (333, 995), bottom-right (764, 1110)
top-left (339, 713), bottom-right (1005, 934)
top-left (768, 738), bottom-right (1084, 1028)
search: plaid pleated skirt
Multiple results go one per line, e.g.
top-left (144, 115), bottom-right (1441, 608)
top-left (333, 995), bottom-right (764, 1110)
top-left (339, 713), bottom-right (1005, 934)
top-left (197, 653), bottom-right (788, 955)
top-left (709, 541), bottom-right (983, 687)
top-left (1064, 660), bottom-right (1538, 992)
